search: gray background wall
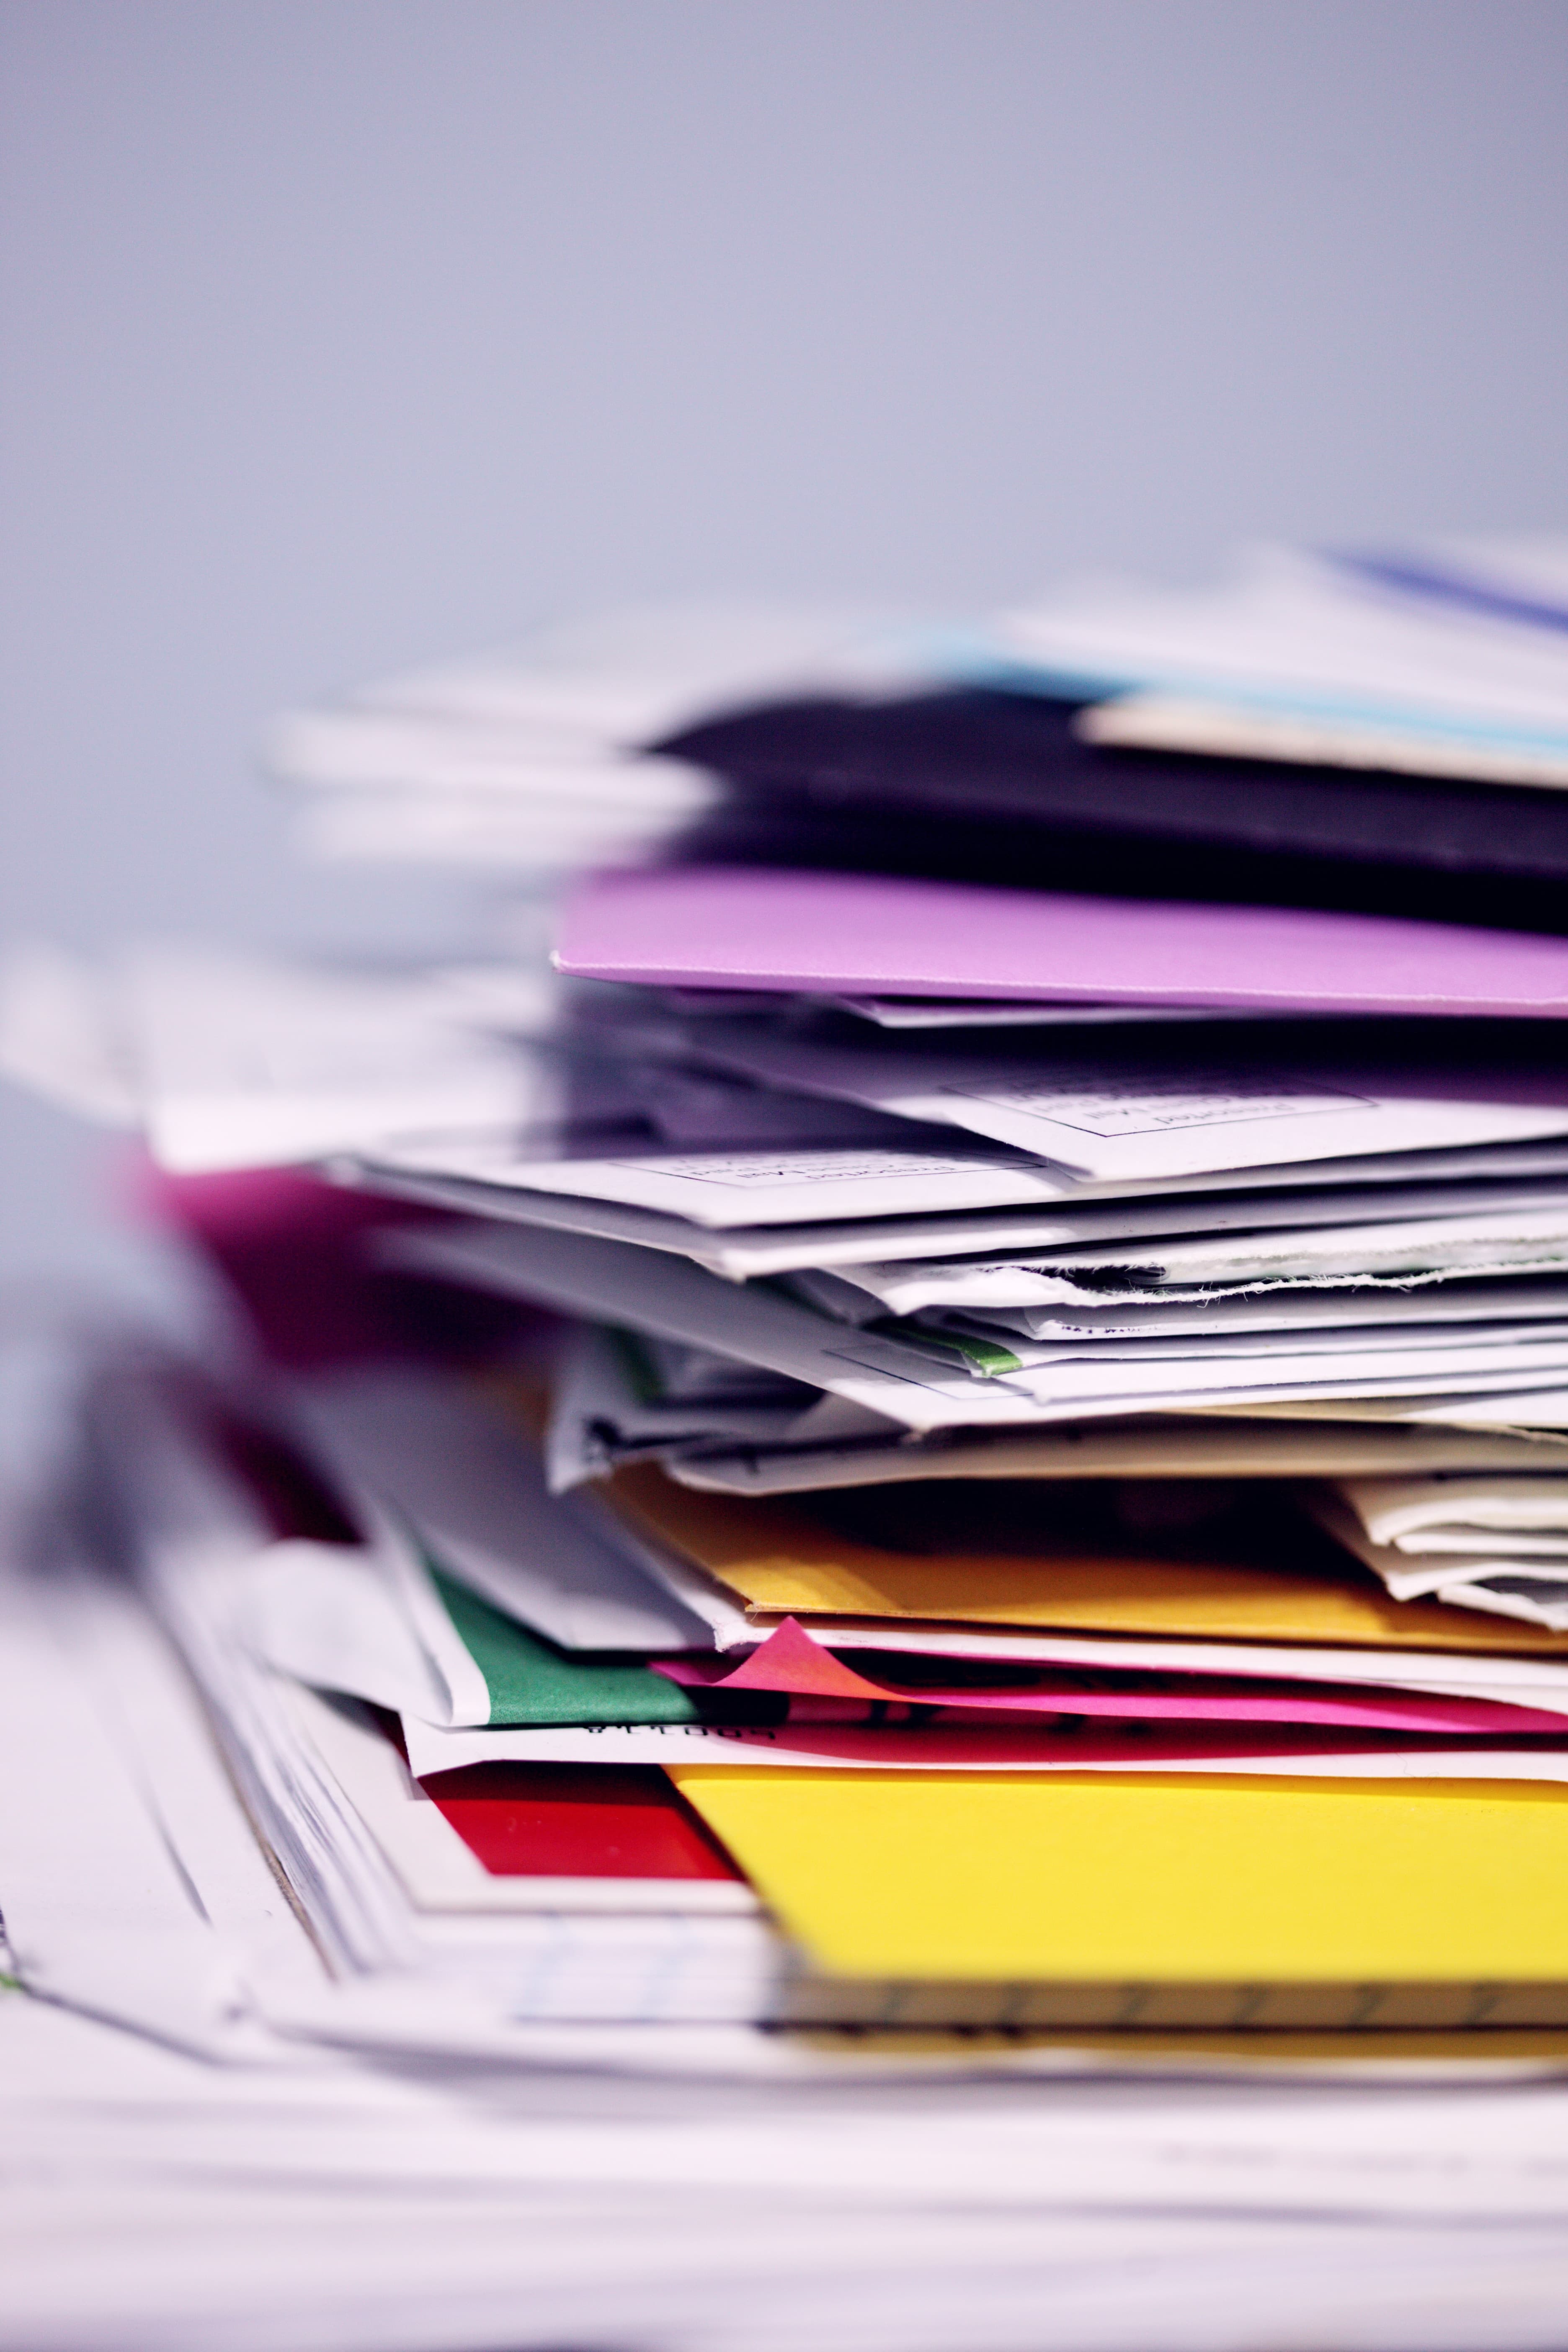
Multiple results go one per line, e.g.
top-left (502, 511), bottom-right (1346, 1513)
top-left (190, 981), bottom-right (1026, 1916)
top-left (4, 0), bottom-right (1567, 1321)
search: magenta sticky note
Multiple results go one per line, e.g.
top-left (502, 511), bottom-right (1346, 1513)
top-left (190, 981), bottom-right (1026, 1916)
top-left (554, 866), bottom-right (1568, 1018)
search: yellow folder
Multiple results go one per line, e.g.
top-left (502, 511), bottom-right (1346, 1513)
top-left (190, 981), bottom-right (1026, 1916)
top-left (610, 1462), bottom-right (1568, 1652)
top-left (671, 1767), bottom-right (1568, 1987)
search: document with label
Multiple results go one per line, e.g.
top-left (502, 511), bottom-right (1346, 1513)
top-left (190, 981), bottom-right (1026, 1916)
top-left (357, 1128), bottom-right (1076, 1228)
top-left (687, 1024), bottom-right (1568, 1184)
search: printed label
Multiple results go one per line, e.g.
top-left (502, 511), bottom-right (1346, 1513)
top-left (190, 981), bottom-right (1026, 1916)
top-left (940, 1077), bottom-right (1371, 1139)
top-left (606, 1148), bottom-right (1024, 1187)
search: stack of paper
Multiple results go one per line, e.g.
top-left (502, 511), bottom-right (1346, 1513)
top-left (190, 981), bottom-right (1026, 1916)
top-left (26, 1330), bottom-right (1568, 2044)
top-left (340, 868), bottom-right (1568, 1639)
top-left (18, 548), bottom-right (1568, 2342)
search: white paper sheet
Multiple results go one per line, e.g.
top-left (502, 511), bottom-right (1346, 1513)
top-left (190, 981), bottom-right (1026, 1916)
top-left (121, 947), bottom-right (569, 1173)
top-left (375, 1223), bottom-right (1058, 1431)
top-left (1341, 1477), bottom-right (1568, 1550)
top-left (983, 1319), bottom-right (1568, 1374)
top-left (292, 784), bottom-right (704, 866)
top-left (376, 1221), bottom-right (1568, 1433)
top-left (286, 1365), bottom-right (714, 1651)
top-left (242, 1532), bottom-right (464, 1723)
top-left (1078, 689), bottom-right (1568, 789)
top-left (624, 1061), bottom-right (917, 1151)
top-left (0, 1491), bottom-right (324, 2055)
top-left (0, 1582), bottom-right (260, 2050)
top-left (827, 994), bottom-right (1297, 1029)
top-left (872, 1309), bottom-right (1568, 1417)
top-left (357, 1128), bottom-right (1077, 1227)
top-left (989, 540), bottom-right (1568, 743)
top-left (974, 1341), bottom-right (1568, 1426)
top-left (341, 1152), bottom-right (1568, 1279)
top-left (689, 1024), bottom-right (1568, 1184)
top-left (668, 1416), bottom-right (1568, 1496)
top-left (835, 1216), bottom-right (1568, 1317)
top-left (79, 1361), bottom-right (777, 2016)
top-left (275, 598), bottom-right (934, 871)
top-left (928, 1283), bottom-right (1568, 1344)
top-left (273, 599), bottom-right (921, 788)
top-left (543, 1320), bottom-right (891, 1492)
top-left (1380, 1530), bottom-right (1568, 1559)
top-left (1308, 1491), bottom-right (1568, 1629)
top-left (565, 1478), bottom-right (758, 1648)
top-left (23, 1982), bottom-right (1568, 2352)
top-left (1369, 1391), bottom-right (1568, 1432)
top-left (343, 1129), bottom-right (1568, 1261)
top-left (0, 942), bottom-right (140, 1123)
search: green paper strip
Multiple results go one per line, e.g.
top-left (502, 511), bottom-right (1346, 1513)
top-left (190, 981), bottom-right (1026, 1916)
top-left (873, 1317), bottom-right (1025, 1378)
top-left (430, 1567), bottom-right (700, 1728)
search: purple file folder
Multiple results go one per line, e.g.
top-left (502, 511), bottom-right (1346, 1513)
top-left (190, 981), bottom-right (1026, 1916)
top-left (555, 866), bottom-right (1568, 1017)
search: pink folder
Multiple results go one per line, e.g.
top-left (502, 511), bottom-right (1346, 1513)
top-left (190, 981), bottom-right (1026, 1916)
top-left (652, 1618), bottom-right (1568, 1737)
top-left (555, 866), bottom-right (1568, 1017)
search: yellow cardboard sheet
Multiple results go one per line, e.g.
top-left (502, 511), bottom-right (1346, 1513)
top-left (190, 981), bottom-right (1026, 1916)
top-left (671, 1768), bottom-right (1568, 1982)
top-left (608, 1464), bottom-right (1568, 1652)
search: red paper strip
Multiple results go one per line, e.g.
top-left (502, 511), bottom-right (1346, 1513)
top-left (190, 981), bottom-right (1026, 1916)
top-left (420, 1761), bottom-right (743, 1880)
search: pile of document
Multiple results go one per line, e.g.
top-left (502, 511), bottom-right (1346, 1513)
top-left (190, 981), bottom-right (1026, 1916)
top-left (15, 538), bottom-right (1568, 2347)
